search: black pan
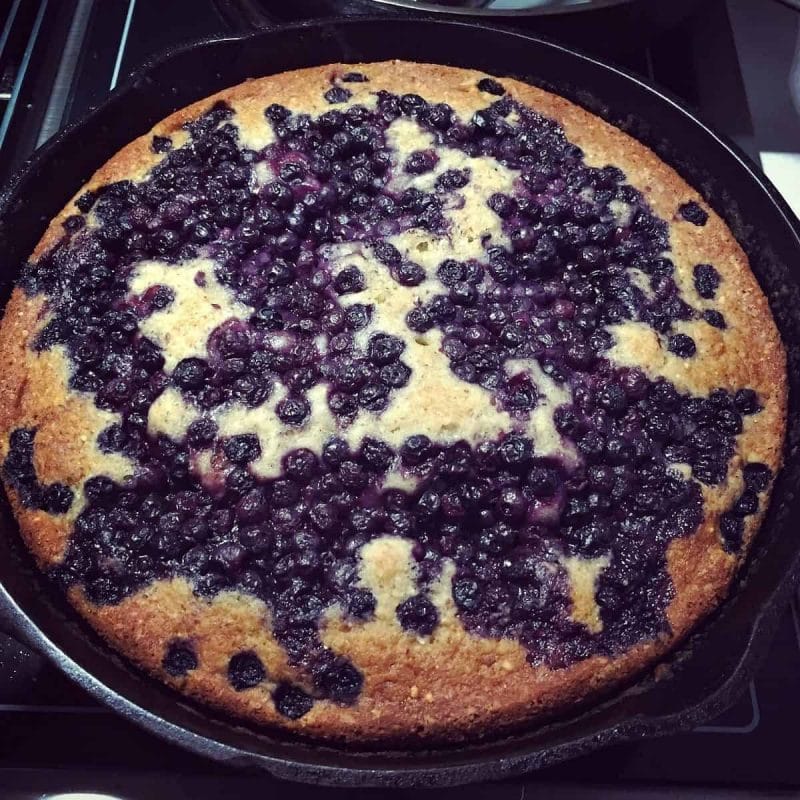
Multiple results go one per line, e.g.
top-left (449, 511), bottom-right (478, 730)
top-left (1, 17), bottom-right (800, 789)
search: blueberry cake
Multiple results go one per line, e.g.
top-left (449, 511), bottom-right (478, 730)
top-left (0, 62), bottom-right (786, 742)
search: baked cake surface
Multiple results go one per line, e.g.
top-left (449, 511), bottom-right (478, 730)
top-left (0, 61), bottom-right (786, 742)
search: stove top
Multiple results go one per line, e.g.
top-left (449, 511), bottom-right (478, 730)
top-left (1, 0), bottom-right (800, 796)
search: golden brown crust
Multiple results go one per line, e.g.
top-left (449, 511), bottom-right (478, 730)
top-left (0, 61), bottom-right (786, 742)
top-left (70, 577), bottom-right (667, 741)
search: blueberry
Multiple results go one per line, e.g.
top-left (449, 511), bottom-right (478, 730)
top-left (227, 651), bottom-right (266, 690)
top-left (702, 309), bottom-right (726, 329)
top-left (223, 434), bottom-right (261, 464)
top-left (396, 594), bottom-right (439, 635)
top-left (361, 437), bottom-right (395, 471)
top-left (527, 466), bottom-right (560, 497)
top-left (162, 640), bottom-right (197, 676)
top-left (450, 282), bottom-right (477, 307)
top-left (716, 407), bottom-right (742, 434)
top-left (273, 683), bottom-right (314, 719)
top-left (271, 479), bottom-right (300, 508)
top-left (405, 150), bottom-right (438, 175)
top-left (417, 490), bottom-right (441, 517)
top-left (401, 434), bottom-right (431, 465)
top-left (341, 71), bottom-right (368, 83)
top-left (399, 93), bottom-right (427, 115)
top-left (733, 490), bottom-right (759, 516)
top-left (479, 522), bottom-right (515, 553)
top-left (359, 382), bottom-right (388, 411)
top-left (173, 358), bottom-right (208, 390)
top-left (496, 487), bottom-right (526, 521)
top-left (279, 161), bottom-right (305, 183)
top-left (734, 388), bottom-right (760, 415)
top-left (63, 215), bottom-right (85, 234)
top-left (328, 392), bottom-right (358, 417)
top-left (323, 438), bottom-right (349, 467)
top-left (453, 578), bottom-right (480, 611)
top-left (42, 483), bottom-right (74, 514)
top-left (477, 77), bottom-right (505, 95)
top-left (368, 333), bottom-right (405, 365)
top-left (498, 435), bottom-right (534, 467)
top-left (277, 395), bottom-right (310, 426)
top-left (313, 658), bottom-right (363, 704)
top-left (668, 333), bottom-right (696, 358)
top-left (84, 475), bottom-right (117, 507)
top-left (346, 588), bottom-right (376, 619)
top-left (693, 263), bottom-right (721, 299)
top-left (324, 86), bottom-right (352, 104)
top-left (428, 103), bottom-right (453, 130)
top-left (405, 307), bottom-right (433, 333)
top-left (75, 190), bottom-right (97, 213)
top-left (743, 462), bottom-right (772, 492)
top-left (262, 181), bottom-right (293, 209)
top-left (333, 266), bottom-right (365, 295)
top-left (393, 261), bottom-right (425, 287)
top-left (345, 303), bottom-right (371, 330)
top-left (436, 259), bottom-right (465, 287)
top-left (380, 361), bottom-right (411, 388)
top-left (597, 383), bottom-right (627, 415)
top-left (251, 307), bottom-right (284, 331)
top-left (679, 201), bottom-right (708, 226)
top-left (284, 448), bottom-right (318, 480)
top-left (436, 169), bottom-right (469, 191)
top-left (373, 241), bottom-right (402, 267)
top-left (151, 135), bottom-right (173, 154)
top-left (487, 193), bottom-right (515, 218)
top-left (428, 295), bottom-right (456, 322)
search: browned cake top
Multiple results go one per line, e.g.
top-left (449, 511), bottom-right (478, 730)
top-left (0, 61), bottom-right (785, 742)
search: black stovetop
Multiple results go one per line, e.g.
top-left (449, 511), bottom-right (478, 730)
top-left (1, 1), bottom-right (800, 797)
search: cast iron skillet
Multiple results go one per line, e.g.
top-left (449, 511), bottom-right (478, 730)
top-left (1, 17), bottom-right (800, 789)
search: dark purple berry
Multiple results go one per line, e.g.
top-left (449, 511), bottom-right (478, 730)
top-left (333, 266), bottom-right (365, 295)
top-left (734, 388), bottom-right (760, 415)
top-left (702, 309), bottom-right (726, 329)
top-left (436, 169), bottom-right (469, 190)
top-left (368, 333), bottom-right (405, 365)
top-left (733, 490), bottom-right (759, 516)
top-left (477, 78), bottom-right (505, 95)
top-left (162, 640), bottom-right (197, 676)
top-left (277, 395), bottom-right (310, 425)
top-left (668, 333), bottom-right (696, 358)
top-left (324, 86), bottom-right (352, 104)
top-left (396, 594), bottom-right (439, 635)
top-left (173, 358), bottom-right (208, 390)
top-left (227, 651), bottom-right (266, 690)
top-left (394, 261), bottom-right (425, 287)
top-left (679, 201), bottom-right (708, 226)
top-left (405, 150), bottom-right (438, 175)
top-left (693, 263), bottom-right (720, 299)
top-left (151, 135), bottom-right (173, 154)
top-left (346, 588), bottom-right (376, 619)
top-left (273, 683), bottom-right (314, 719)
top-left (743, 462), bottom-right (772, 492)
top-left (223, 434), bottom-right (261, 464)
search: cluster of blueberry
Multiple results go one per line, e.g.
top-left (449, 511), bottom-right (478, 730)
top-left (7, 77), bottom-right (773, 715)
top-left (2, 428), bottom-right (73, 514)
